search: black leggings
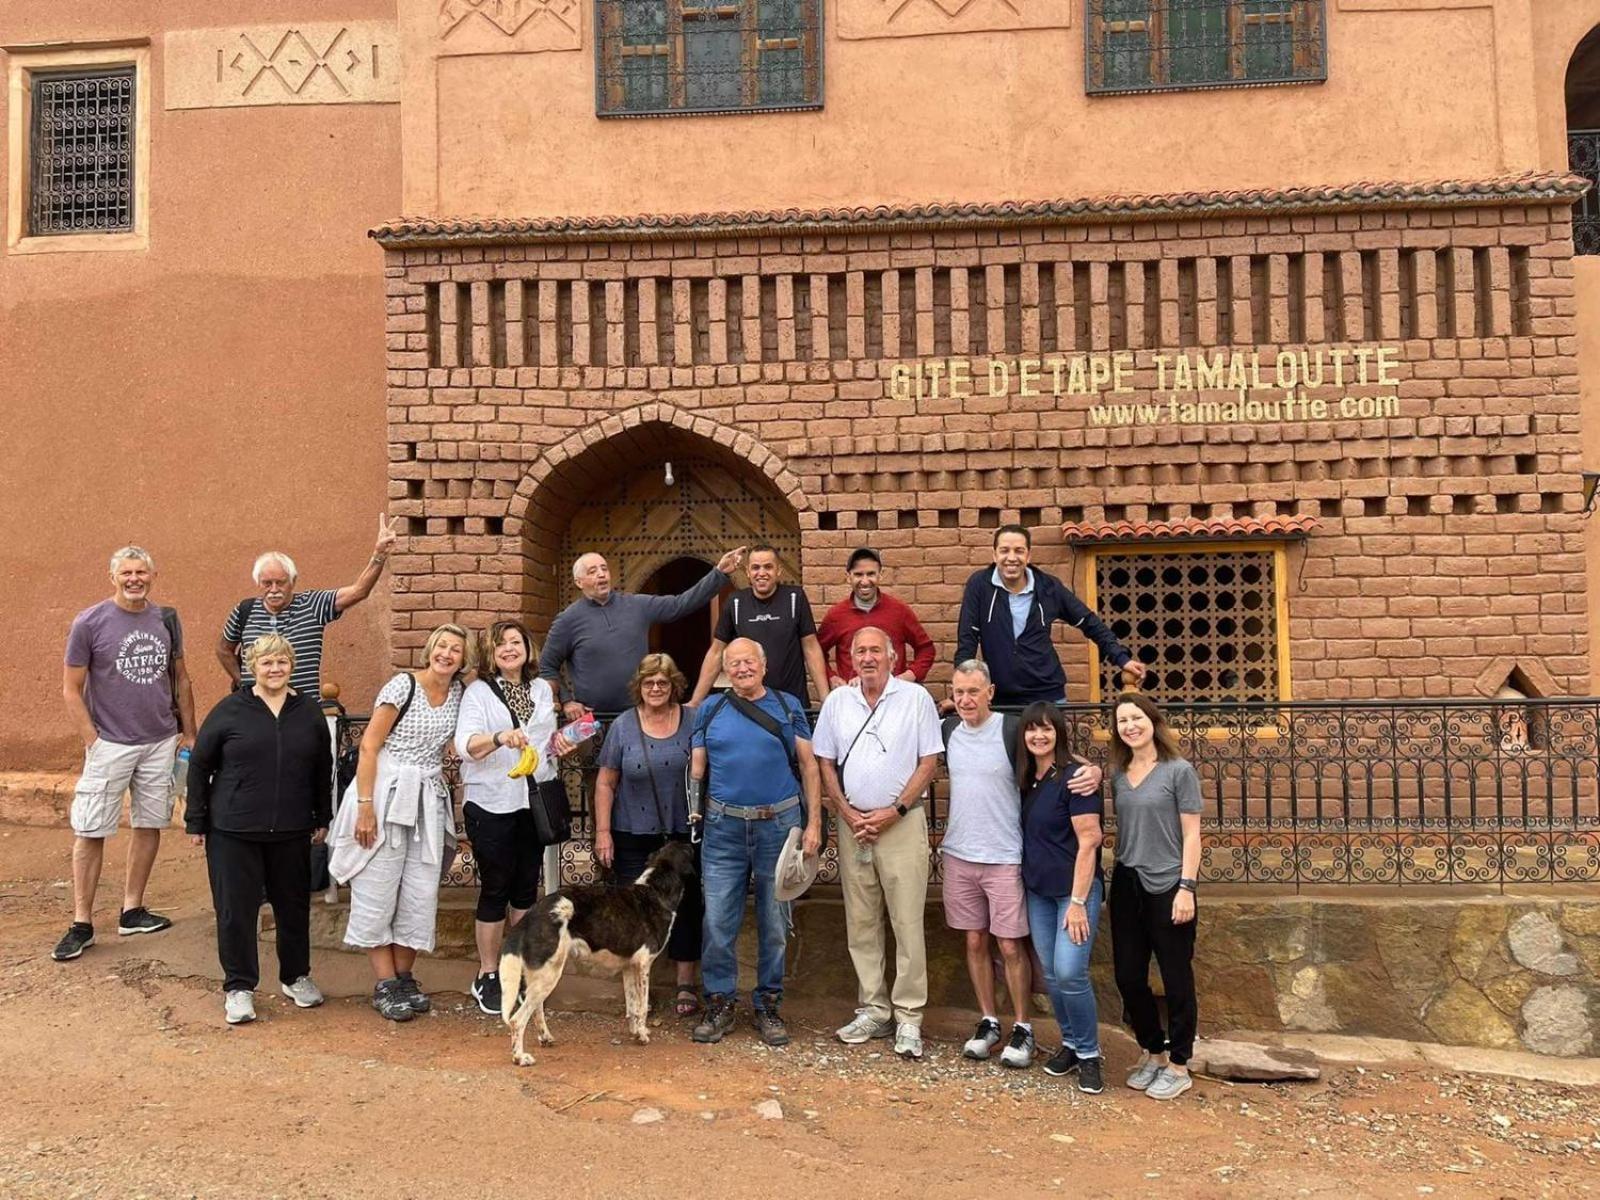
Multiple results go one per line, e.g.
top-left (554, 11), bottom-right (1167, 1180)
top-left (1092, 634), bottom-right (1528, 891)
top-left (1109, 862), bottom-right (1199, 1066)
top-left (613, 831), bottom-right (703, 965)
top-left (206, 830), bottom-right (311, 993)
top-left (464, 802), bottom-right (542, 923)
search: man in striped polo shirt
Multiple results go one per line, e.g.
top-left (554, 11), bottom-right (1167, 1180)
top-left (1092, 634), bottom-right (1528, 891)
top-left (216, 513), bottom-right (400, 697)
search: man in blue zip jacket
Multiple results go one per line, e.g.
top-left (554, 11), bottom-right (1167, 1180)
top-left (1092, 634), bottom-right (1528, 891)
top-left (954, 525), bottom-right (1147, 707)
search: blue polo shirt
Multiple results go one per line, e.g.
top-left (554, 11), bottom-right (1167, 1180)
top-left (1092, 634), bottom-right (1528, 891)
top-left (692, 690), bottom-right (811, 808)
top-left (1021, 766), bottom-right (1103, 898)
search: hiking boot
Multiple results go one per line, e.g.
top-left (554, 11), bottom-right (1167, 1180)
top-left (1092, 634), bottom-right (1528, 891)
top-left (1126, 1052), bottom-right (1163, 1091)
top-left (117, 907), bottom-right (173, 936)
top-left (280, 976), bottom-right (324, 1008)
top-left (692, 993), bottom-right (736, 1044)
top-left (224, 990), bottom-right (257, 1025)
top-left (1145, 1067), bottom-right (1193, 1101)
top-left (893, 1022), bottom-right (924, 1060)
top-left (52, 922), bottom-right (95, 962)
top-left (752, 999), bottom-right (790, 1047)
top-left (836, 1010), bottom-right (895, 1044)
top-left (395, 971), bottom-right (431, 1013)
top-left (999, 1024), bottom-right (1036, 1069)
top-left (1043, 1046), bottom-right (1080, 1077)
top-left (962, 1017), bottom-right (1003, 1061)
top-left (372, 978), bottom-right (416, 1022)
top-left (1077, 1057), bottom-right (1105, 1095)
top-left (472, 971), bottom-right (503, 1017)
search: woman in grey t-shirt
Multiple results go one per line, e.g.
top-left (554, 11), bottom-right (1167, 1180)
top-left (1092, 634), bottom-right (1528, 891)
top-left (1108, 692), bottom-right (1203, 1101)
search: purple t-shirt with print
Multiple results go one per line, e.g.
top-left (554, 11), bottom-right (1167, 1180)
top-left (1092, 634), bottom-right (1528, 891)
top-left (65, 599), bottom-right (183, 745)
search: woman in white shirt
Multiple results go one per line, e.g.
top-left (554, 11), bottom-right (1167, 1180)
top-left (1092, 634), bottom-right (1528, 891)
top-left (453, 619), bottom-right (562, 1017)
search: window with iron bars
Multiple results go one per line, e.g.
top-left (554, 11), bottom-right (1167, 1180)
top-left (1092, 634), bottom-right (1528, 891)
top-left (1086, 0), bottom-right (1326, 95)
top-left (28, 67), bottom-right (137, 236)
top-left (595, 0), bottom-right (822, 117)
top-left (1092, 547), bottom-right (1286, 704)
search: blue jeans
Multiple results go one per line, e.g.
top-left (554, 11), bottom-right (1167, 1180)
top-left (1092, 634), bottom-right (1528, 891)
top-left (699, 802), bottom-right (802, 1002)
top-left (1025, 878), bottom-right (1103, 1059)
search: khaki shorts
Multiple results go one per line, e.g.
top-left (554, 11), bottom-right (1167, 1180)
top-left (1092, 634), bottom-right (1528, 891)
top-left (69, 735), bottom-right (180, 839)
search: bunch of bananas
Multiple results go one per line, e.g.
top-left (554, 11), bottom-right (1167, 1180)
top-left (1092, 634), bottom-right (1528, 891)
top-left (507, 744), bottom-right (541, 779)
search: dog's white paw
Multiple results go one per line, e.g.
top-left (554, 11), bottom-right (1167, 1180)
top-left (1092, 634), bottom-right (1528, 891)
top-left (538, 1032), bottom-right (555, 1046)
top-left (633, 1030), bottom-right (651, 1045)
top-left (513, 1051), bottom-right (535, 1068)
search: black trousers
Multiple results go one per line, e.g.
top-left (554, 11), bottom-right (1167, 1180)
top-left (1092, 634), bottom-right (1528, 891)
top-left (464, 802), bottom-right (542, 923)
top-left (613, 831), bottom-right (703, 965)
top-left (1109, 861), bottom-right (1199, 1065)
top-left (206, 829), bottom-right (311, 993)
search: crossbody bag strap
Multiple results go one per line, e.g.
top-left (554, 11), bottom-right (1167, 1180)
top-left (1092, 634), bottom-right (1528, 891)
top-left (394, 672), bottom-right (417, 727)
top-left (633, 706), bottom-right (679, 835)
top-left (836, 692), bottom-right (889, 776)
top-left (726, 693), bottom-right (801, 787)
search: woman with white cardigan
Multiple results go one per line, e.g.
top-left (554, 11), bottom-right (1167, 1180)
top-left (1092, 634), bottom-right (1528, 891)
top-left (453, 618), bottom-right (568, 1016)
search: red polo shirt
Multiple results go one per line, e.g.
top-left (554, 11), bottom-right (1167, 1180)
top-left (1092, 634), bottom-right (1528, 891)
top-left (816, 591), bottom-right (936, 683)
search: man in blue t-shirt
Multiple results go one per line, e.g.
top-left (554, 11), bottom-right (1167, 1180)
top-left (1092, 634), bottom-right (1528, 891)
top-left (689, 638), bottom-right (822, 1049)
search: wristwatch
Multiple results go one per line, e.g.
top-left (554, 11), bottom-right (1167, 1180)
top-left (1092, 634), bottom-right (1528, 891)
top-left (1177, 878), bottom-right (1197, 893)
top-left (894, 802), bottom-right (908, 817)
top-left (1068, 896), bottom-right (1087, 908)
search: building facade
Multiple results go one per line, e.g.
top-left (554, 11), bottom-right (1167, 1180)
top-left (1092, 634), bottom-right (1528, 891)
top-left (5, 0), bottom-right (1600, 762)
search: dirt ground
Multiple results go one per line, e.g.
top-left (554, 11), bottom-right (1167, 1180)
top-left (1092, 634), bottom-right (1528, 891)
top-left (1, 823), bottom-right (1597, 1200)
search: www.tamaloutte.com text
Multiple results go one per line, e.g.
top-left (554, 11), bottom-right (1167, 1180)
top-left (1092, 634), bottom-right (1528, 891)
top-left (1088, 390), bottom-right (1402, 428)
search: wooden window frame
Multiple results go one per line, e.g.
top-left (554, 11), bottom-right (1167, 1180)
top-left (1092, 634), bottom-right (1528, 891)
top-left (6, 41), bottom-right (150, 255)
top-left (1086, 0), bottom-right (1326, 95)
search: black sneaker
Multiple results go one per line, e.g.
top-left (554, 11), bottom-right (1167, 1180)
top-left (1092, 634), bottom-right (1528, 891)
top-left (1077, 1056), bottom-right (1105, 1095)
top-left (372, 978), bottom-right (415, 1022)
top-left (752, 1000), bottom-right (790, 1047)
top-left (52, 922), bottom-right (95, 961)
top-left (395, 971), bottom-right (431, 1013)
top-left (692, 993), bottom-right (736, 1044)
top-left (1043, 1046), bottom-right (1080, 1077)
top-left (117, 907), bottom-right (173, 936)
top-left (472, 971), bottom-right (502, 1017)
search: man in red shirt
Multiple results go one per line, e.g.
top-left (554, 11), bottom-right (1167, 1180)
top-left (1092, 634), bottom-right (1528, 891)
top-left (817, 548), bottom-right (936, 687)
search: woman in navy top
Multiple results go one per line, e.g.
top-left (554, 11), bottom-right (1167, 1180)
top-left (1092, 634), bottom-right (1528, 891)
top-left (1017, 701), bottom-right (1106, 1095)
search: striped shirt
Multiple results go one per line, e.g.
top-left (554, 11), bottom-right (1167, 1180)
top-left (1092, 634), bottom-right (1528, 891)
top-left (223, 589), bottom-right (341, 696)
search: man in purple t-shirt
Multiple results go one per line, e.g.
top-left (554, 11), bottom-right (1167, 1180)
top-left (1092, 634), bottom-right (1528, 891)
top-left (52, 546), bottom-right (197, 963)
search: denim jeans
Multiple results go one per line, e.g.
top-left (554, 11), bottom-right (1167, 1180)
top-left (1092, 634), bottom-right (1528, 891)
top-left (699, 801), bottom-right (802, 1001)
top-left (1025, 877), bottom-right (1103, 1059)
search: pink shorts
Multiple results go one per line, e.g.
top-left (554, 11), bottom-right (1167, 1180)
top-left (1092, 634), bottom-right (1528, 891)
top-left (941, 854), bottom-right (1029, 940)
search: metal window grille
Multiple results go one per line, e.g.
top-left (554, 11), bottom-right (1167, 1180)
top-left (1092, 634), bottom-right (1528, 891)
top-left (1086, 0), bottom-right (1326, 95)
top-left (1571, 130), bottom-right (1600, 256)
top-left (596, 0), bottom-right (822, 117)
top-left (28, 67), bottom-right (137, 236)
top-left (1095, 548), bottom-right (1282, 703)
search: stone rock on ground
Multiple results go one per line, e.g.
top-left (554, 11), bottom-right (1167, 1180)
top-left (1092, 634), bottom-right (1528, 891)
top-left (1189, 1039), bottom-right (1321, 1082)
top-left (631, 1107), bottom-right (665, 1125)
top-left (753, 1099), bottom-right (784, 1120)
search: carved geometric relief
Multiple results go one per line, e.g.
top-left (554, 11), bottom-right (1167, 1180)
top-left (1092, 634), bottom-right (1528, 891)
top-left (837, 0), bottom-right (1071, 41)
top-left (437, 0), bottom-right (582, 55)
top-left (164, 23), bottom-right (399, 108)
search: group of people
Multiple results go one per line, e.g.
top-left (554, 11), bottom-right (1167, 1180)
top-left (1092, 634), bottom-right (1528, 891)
top-left (52, 522), bottom-right (1204, 1101)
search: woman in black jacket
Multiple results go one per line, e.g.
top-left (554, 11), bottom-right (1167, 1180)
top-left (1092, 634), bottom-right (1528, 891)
top-left (187, 633), bottom-right (332, 1025)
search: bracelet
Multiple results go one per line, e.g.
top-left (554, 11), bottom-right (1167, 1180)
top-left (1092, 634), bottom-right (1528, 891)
top-left (1177, 878), bottom-right (1197, 893)
top-left (1068, 896), bottom-right (1087, 908)
top-left (357, 797), bottom-right (374, 806)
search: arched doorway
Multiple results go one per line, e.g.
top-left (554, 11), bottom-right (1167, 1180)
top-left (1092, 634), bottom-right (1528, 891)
top-left (641, 554), bottom-right (730, 680)
top-left (1568, 25), bottom-right (1600, 254)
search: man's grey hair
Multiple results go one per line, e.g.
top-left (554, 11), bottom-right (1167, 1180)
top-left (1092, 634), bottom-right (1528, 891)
top-left (252, 551), bottom-right (299, 585)
top-left (108, 545), bottom-right (155, 574)
top-left (723, 637), bottom-right (767, 663)
top-left (572, 552), bottom-right (604, 583)
top-left (851, 625), bottom-right (898, 661)
top-left (952, 658), bottom-right (991, 683)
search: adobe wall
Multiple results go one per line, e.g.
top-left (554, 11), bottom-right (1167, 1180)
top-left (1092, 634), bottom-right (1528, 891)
top-left (0, 2), bottom-right (400, 765)
top-left (377, 182), bottom-right (1589, 702)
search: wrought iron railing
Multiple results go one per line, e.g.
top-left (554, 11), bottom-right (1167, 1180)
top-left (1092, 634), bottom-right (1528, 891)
top-left (336, 697), bottom-right (1600, 892)
top-left (1570, 129), bottom-right (1600, 256)
top-left (1085, 0), bottom-right (1327, 96)
top-left (29, 67), bottom-right (136, 236)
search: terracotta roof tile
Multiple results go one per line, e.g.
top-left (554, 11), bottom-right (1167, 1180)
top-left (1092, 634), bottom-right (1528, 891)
top-left (1061, 514), bottom-right (1321, 545)
top-left (370, 172), bottom-right (1587, 247)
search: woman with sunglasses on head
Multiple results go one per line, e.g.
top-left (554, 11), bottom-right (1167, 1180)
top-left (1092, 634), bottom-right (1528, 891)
top-left (1016, 701), bottom-right (1106, 1095)
top-left (454, 619), bottom-right (567, 1018)
top-left (592, 653), bottom-right (703, 1017)
top-left (1107, 692), bottom-right (1203, 1100)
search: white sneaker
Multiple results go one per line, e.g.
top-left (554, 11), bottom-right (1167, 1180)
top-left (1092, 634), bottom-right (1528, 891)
top-left (280, 976), bottom-right (325, 1008)
top-left (836, 1010), bottom-right (895, 1044)
top-left (1126, 1052), bottom-right (1163, 1090)
top-left (999, 1024), bottom-right (1036, 1069)
top-left (224, 990), bottom-right (256, 1025)
top-left (893, 1022), bottom-right (923, 1060)
top-left (962, 1017), bottom-right (1003, 1060)
top-left (1144, 1067), bottom-right (1193, 1101)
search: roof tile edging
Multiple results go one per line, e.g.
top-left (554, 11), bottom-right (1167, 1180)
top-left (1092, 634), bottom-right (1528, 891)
top-left (1062, 514), bottom-right (1322, 546)
top-left (370, 172), bottom-right (1588, 248)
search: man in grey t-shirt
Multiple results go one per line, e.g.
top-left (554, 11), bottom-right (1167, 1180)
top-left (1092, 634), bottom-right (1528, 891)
top-left (53, 546), bottom-right (197, 963)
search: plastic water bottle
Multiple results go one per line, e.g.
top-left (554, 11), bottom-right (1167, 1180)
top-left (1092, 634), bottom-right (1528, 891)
top-left (173, 747), bottom-right (191, 801)
top-left (552, 712), bottom-right (601, 752)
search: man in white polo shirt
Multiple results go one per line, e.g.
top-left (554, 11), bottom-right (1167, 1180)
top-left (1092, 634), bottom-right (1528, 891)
top-left (813, 626), bottom-right (943, 1060)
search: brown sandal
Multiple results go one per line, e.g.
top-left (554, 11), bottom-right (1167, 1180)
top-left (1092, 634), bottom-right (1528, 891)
top-left (674, 985), bottom-right (701, 1017)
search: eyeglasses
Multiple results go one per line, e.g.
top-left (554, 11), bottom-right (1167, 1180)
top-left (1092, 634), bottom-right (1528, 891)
top-left (640, 678), bottom-right (672, 690)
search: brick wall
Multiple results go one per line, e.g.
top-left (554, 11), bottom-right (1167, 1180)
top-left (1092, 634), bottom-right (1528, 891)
top-left (378, 193), bottom-right (1587, 702)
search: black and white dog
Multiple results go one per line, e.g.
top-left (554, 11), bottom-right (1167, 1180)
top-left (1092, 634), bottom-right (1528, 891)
top-left (498, 839), bottom-right (696, 1068)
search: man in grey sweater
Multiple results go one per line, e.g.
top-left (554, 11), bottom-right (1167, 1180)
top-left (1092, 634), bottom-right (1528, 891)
top-left (539, 548), bottom-right (746, 718)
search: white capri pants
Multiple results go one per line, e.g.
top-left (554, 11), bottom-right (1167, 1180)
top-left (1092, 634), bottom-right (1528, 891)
top-left (342, 804), bottom-right (447, 953)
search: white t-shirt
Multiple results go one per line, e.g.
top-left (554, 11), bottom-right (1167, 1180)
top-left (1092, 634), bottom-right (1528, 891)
top-left (942, 713), bottom-right (1023, 864)
top-left (812, 676), bottom-right (943, 810)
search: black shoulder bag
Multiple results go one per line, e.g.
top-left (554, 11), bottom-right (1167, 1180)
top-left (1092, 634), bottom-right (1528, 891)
top-left (482, 676), bottom-right (571, 846)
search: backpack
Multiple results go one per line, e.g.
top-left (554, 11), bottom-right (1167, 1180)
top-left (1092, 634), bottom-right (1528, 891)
top-left (158, 606), bottom-right (183, 723)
